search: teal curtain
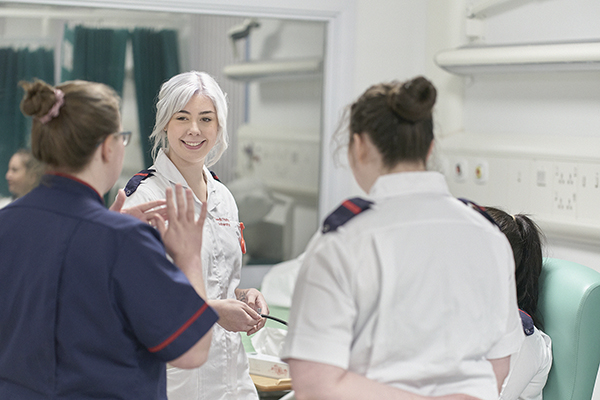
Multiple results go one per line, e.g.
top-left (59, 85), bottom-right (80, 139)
top-left (62, 26), bottom-right (128, 97)
top-left (0, 48), bottom-right (54, 197)
top-left (61, 26), bottom-right (128, 205)
top-left (131, 28), bottom-right (180, 168)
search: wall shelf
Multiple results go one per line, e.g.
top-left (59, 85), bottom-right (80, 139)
top-left (435, 41), bottom-right (600, 75)
top-left (223, 57), bottom-right (322, 81)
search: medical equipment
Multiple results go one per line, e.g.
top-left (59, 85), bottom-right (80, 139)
top-left (261, 314), bottom-right (288, 326)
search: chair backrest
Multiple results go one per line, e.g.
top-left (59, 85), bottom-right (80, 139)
top-left (538, 258), bottom-right (600, 400)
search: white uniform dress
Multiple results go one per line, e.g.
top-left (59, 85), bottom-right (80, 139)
top-left (123, 149), bottom-right (258, 400)
top-left (281, 171), bottom-right (524, 400)
top-left (0, 197), bottom-right (11, 209)
top-left (499, 328), bottom-right (552, 400)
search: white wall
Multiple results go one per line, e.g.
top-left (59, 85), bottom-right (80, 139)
top-left (427, 0), bottom-right (600, 271)
top-left (425, 2), bottom-right (600, 396)
top-left (325, 0), bottom-right (431, 202)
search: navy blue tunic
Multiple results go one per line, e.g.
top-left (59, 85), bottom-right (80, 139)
top-left (0, 174), bottom-right (218, 399)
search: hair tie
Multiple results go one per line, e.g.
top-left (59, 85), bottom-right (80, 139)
top-left (38, 89), bottom-right (65, 124)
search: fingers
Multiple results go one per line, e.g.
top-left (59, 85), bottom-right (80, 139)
top-left (246, 289), bottom-right (269, 316)
top-left (185, 188), bottom-right (195, 222)
top-left (137, 199), bottom-right (166, 213)
top-left (242, 302), bottom-right (262, 321)
top-left (175, 184), bottom-right (187, 222)
top-left (257, 298), bottom-right (269, 316)
top-left (149, 214), bottom-right (166, 236)
top-left (165, 186), bottom-right (177, 223)
top-left (154, 206), bottom-right (168, 221)
top-left (246, 317), bottom-right (267, 336)
top-left (109, 189), bottom-right (126, 212)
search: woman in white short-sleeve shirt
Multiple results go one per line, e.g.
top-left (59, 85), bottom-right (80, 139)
top-left (124, 71), bottom-right (268, 400)
top-left (486, 208), bottom-right (553, 400)
top-left (281, 77), bottom-right (525, 400)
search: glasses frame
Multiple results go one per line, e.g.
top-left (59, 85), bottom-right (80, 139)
top-left (116, 131), bottom-right (132, 147)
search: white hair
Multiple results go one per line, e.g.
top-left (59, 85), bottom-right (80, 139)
top-left (149, 71), bottom-right (228, 167)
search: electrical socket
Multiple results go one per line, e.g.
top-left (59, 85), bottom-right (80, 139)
top-left (553, 162), bottom-right (577, 218)
top-left (473, 159), bottom-right (489, 185)
top-left (453, 159), bottom-right (468, 183)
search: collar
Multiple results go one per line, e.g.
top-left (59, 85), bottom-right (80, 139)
top-left (154, 149), bottom-right (219, 208)
top-left (368, 171), bottom-right (451, 201)
top-left (42, 172), bottom-right (104, 204)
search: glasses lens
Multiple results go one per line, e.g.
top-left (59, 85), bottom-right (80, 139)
top-left (121, 131), bottom-right (132, 147)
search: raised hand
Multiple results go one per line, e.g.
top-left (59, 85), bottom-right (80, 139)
top-left (149, 184), bottom-right (208, 297)
top-left (110, 188), bottom-right (167, 223)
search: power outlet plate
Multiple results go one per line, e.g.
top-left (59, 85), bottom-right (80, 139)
top-left (553, 162), bottom-right (578, 218)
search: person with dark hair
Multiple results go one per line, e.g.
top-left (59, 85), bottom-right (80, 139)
top-left (485, 208), bottom-right (552, 400)
top-left (281, 77), bottom-right (524, 400)
top-left (123, 71), bottom-right (266, 400)
top-left (0, 78), bottom-right (218, 399)
top-left (1, 148), bottom-right (44, 207)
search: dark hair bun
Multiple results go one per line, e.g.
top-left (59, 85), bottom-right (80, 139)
top-left (386, 76), bottom-right (437, 123)
top-left (19, 79), bottom-right (57, 119)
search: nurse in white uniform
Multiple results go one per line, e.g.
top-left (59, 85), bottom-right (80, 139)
top-left (123, 71), bottom-right (267, 400)
top-left (281, 76), bottom-right (524, 400)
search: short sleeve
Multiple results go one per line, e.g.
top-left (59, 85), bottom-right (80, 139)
top-left (281, 236), bottom-right (356, 369)
top-left (112, 224), bottom-right (218, 361)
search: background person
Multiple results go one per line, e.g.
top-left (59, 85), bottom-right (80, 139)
top-left (0, 78), bottom-right (218, 400)
top-left (486, 207), bottom-right (552, 400)
top-left (1, 148), bottom-right (44, 207)
top-left (123, 71), bottom-right (267, 400)
top-left (281, 76), bottom-right (524, 400)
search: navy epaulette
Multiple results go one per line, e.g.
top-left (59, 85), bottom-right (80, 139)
top-left (210, 171), bottom-right (221, 182)
top-left (458, 198), bottom-right (499, 228)
top-left (519, 309), bottom-right (535, 336)
top-left (322, 197), bottom-right (373, 234)
top-left (124, 169), bottom-right (155, 197)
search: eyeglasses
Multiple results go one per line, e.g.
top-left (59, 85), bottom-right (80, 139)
top-left (116, 131), bottom-right (132, 147)
top-left (96, 131), bottom-right (132, 148)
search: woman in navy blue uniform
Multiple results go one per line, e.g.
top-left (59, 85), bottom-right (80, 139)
top-left (0, 79), bottom-right (218, 399)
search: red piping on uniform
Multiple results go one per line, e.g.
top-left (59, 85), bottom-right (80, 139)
top-left (148, 302), bottom-right (210, 353)
top-left (46, 172), bottom-right (103, 200)
top-left (342, 200), bottom-right (361, 214)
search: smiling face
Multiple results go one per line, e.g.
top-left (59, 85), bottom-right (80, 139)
top-left (165, 94), bottom-right (219, 169)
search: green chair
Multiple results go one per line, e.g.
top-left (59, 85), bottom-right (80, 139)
top-left (538, 258), bottom-right (600, 400)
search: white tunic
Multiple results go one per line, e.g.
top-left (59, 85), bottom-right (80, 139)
top-left (123, 149), bottom-right (258, 400)
top-left (281, 171), bottom-right (524, 400)
top-left (499, 328), bottom-right (552, 400)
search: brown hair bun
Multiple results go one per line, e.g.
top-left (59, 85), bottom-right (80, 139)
top-left (19, 79), bottom-right (58, 119)
top-left (386, 76), bottom-right (437, 123)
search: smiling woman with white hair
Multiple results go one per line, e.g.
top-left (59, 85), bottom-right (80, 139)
top-left (123, 71), bottom-right (268, 400)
